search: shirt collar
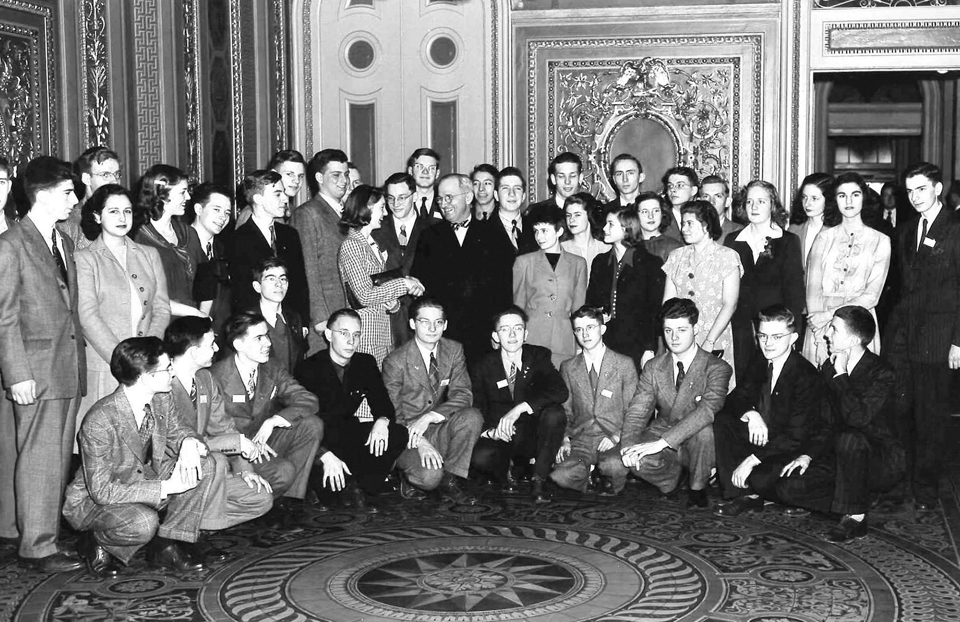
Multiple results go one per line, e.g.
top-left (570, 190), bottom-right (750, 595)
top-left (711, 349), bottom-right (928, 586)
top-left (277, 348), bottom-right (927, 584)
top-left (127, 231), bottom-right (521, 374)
top-left (415, 338), bottom-right (439, 369)
top-left (671, 346), bottom-right (697, 372)
top-left (501, 347), bottom-right (524, 372)
top-left (192, 223), bottom-right (214, 247)
top-left (234, 355), bottom-right (259, 384)
top-left (498, 210), bottom-right (522, 231)
top-left (582, 344), bottom-right (607, 373)
top-left (921, 202), bottom-right (943, 228)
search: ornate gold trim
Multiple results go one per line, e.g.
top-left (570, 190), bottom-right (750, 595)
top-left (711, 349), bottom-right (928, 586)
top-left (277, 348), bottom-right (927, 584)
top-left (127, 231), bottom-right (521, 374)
top-left (824, 20), bottom-right (960, 54)
top-left (79, 0), bottom-right (109, 147)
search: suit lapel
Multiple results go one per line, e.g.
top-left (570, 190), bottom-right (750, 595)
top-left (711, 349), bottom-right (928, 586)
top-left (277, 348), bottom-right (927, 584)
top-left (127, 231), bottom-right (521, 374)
top-left (149, 396), bottom-right (166, 467)
top-left (916, 208), bottom-right (948, 262)
top-left (673, 350), bottom-right (706, 413)
top-left (571, 355), bottom-right (595, 411)
top-left (113, 389), bottom-right (148, 460)
top-left (408, 342), bottom-right (433, 392)
top-left (240, 220), bottom-right (271, 253)
top-left (22, 217), bottom-right (70, 307)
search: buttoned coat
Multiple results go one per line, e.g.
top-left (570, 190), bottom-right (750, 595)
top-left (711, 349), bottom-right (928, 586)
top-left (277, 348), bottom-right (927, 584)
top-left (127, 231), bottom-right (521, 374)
top-left (513, 249), bottom-right (587, 365)
top-left (559, 348), bottom-right (637, 441)
top-left (382, 337), bottom-right (473, 426)
top-left (76, 236), bottom-right (170, 372)
top-left (471, 344), bottom-right (568, 428)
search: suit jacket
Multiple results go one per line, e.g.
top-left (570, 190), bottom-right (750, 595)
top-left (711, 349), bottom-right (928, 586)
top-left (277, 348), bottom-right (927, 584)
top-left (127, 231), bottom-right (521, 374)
top-left (725, 230), bottom-right (806, 333)
top-left (224, 219), bottom-right (310, 330)
top-left (76, 236), bottom-right (171, 371)
top-left (209, 356), bottom-right (319, 435)
top-left (487, 209), bottom-right (539, 256)
top-left (382, 337), bottom-right (473, 425)
top-left (372, 214), bottom-right (436, 277)
top-left (471, 344), bottom-right (568, 428)
top-left (887, 207), bottom-right (960, 363)
top-left (513, 249), bottom-right (587, 360)
top-left (63, 388), bottom-right (201, 528)
top-left (190, 230), bottom-right (232, 335)
top-left (291, 195), bottom-right (347, 354)
top-left (0, 216), bottom-right (86, 397)
top-left (724, 350), bottom-right (822, 461)
top-left (559, 347), bottom-right (637, 440)
top-left (719, 218), bottom-right (744, 246)
top-left (622, 348), bottom-right (732, 448)
top-left (171, 370), bottom-right (247, 467)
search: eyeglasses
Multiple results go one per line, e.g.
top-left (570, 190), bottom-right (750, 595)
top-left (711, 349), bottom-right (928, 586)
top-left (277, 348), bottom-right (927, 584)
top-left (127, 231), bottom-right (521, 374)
top-left (415, 318), bottom-right (446, 330)
top-left (496, 325), bottom-right (525, 336)
top-left (573, 324), bottom-right (601, 336)
top-left (93, 171), bottom-right (122, 182)
top-left (756, 332), bottom-right (791, 343)
top-left (386, 193), bottom-right (412, 206)
top-left (414, 163), bottom-right (438, 174)
top-left (261, 275), bottom-right (288, 285)
top-left (332, 329), bottom-right (361, 341)
top-left (666, 182), bottom-right (690, 191)
top-left (439, 192), bottom-right (468, 204)
top-left (148, 364), bottom-right (174, 376)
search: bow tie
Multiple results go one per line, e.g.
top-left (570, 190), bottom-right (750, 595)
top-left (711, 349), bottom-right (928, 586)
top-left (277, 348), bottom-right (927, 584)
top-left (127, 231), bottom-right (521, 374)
top-left (452, 220), bottom-right (470, 231)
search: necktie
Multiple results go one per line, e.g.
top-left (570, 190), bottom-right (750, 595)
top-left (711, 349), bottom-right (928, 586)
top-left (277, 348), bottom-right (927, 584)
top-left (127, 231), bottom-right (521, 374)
top-left (139, 403), bottom-right (155, 460)
top-left (918, 217), bottom-right (928, 251)
top-left (206, 240), bottom-right (214, 260)
top-left (420, 197), bottom-right (429, 219)
top-left (511, 219), bottom-right (520, 249)
top-left (399, 224), bottom-right (408, 250)
top-left (269, 224), bottom-right (277, 253)
top-left (676, 361), bottom-right (685, 391)
top-left (246, 369), bottom-right (257, 400)
top-left (759, 362), bottom-right (773, 422)
top-left (507, 362), bottom-right (517, 397)
top-left (429, 352), bottom-right (441, 395)
top-left (589, 365), bottom-right (599, 394)
top-left (189, 378), bottom-right (198, 407)
top-left (51, 230), bottom-right (68, 285)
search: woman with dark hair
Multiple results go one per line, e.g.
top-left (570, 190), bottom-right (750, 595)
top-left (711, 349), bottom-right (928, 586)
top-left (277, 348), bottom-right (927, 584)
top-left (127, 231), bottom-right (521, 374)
top-left (788, 173), bottom-right (840, 269)
top-left (338, 184), bottom-right (424, 365)
top-left (76, 184), bottom-right (171, 433)
top-left (724, 179), bottom-right (805, 383)
top-left (803, 171), bottom-right (890, 364)
top-left (560, 193), bottom-right (610, 280)
top-left (636, 191), bottom-right (684, 262)
top-left (133, 164), bottom-right (204, 318)
top-left (663, 200), bottom-right (741, 376)
top-left (586, 206), bottom-right (665, 370)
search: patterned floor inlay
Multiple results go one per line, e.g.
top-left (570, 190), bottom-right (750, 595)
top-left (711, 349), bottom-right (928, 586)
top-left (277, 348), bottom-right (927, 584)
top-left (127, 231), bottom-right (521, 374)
top-left (4, 483), bottom-right (960, 621)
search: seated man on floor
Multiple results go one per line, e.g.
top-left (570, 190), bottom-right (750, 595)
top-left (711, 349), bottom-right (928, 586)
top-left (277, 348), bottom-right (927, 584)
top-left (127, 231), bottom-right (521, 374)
top-left (714, 304), bottom-right (823, 517)
top-left (210, 312), bottom-right (322, 528)
top-left (382, 298), bottom-right (483, 505)
top-left (165, 317), bottom-right (273, 551)
top-left (777, 305), bottom-right (905, 542)
top-left (469, 306), bottom-right (567, 502)
top-left (295, 309), bottom-right (409, 511)
top-left (550, 305), bottom-right (637, 496)
top-left (617, 298), bottom-right (732, 508)
top-left (63, 338), bottom-right (216, 577)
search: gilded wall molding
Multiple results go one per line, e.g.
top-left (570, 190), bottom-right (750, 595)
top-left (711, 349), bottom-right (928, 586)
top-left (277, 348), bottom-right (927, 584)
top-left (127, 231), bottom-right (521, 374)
top-left (229, 0), bottom-right (243, 184)
top-left (78, 0), bottom-right (109, 148)
top-left (489, 0), bottom-right (499, 166)
top-left (273, 0), bottom-right (287, 148)
top-left (302, 0), bottom-right (313, 155)
top-left (133, 0), bottom-right (162, 166)
top-left (814, 0), bottom-right (956, 7)
top-left (183, 0), bottom-right (201, 179)
top-left (824, 20), bottom-right (960, 54)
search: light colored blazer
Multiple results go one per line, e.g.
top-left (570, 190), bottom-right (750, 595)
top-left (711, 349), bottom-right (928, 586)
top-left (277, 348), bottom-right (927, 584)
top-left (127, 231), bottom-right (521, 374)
top-left (0, 217), bottom-right (86, 397)
top-left (559, 347), bottom-right (637, 441)
top-left (76, 236), bottom-right (170, 371)
top-left (382, 337), bottom-right (473, 425)
top-left (513, 249), bottom-right (587, 364)
top-left (621, 348), bottom-right (732, 448)
top-left (171, 370), bottom-right (248, 473)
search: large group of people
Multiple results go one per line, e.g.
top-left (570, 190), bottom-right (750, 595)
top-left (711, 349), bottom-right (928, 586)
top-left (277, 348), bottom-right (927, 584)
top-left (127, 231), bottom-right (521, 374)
top-left (0, 144), bottom-right (956, 582)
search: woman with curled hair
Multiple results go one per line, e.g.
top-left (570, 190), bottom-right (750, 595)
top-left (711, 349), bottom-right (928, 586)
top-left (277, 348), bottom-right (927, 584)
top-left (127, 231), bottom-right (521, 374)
top-left (803, 171), bottom-right (890, 364)
top-left (788, 173), bottom-right (840, 270)
top-left (636, 191), bottom-right (684, 262)
top-left (560, 193), bottom-right (610, 281)
top-left (338, 184), bottom-right (424, 365)
top-left (585, 206), bottom-right (665, 370)
top-left (75, 184), bottom-right (171, 433)
top-left (724, 180), bottom-right (805, 384)
top-left (132, 164), bottom-right (204, 318)
top-left (663, 200), bottom-right (742, 377)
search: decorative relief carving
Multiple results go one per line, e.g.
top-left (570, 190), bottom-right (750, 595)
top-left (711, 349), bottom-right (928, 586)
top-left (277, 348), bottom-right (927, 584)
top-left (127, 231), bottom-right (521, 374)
top-left (0, 26), bottom-right (37, 163)
top-left (825, 20), bottom-right (960, 54)
top-left (303, 1), bottom-right (313, 156)
top-left (229, 0), bottom-right (244, 184)
top-left (133, 0), bottom-right (162, 165)
top-left (79, 0), bottom-right (109, 147)
top-left (183, 0), bottom-right (201, 179)
top-left (207, 0), bottom-right (231, 186)
top-left (490, 0), bottom-right (499, 166)
top-left (273, 0), bottom-right (287, 148)
top-left (815, 0), bottom-right (955, 7)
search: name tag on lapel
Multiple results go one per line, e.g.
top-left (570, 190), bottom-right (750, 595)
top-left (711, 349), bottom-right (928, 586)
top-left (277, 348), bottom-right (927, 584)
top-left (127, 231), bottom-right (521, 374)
top-left (199, 395), bottom-right (208, 404)
top-left (440, 378), bottom-right (450, 387)
top-left (232, 395), bottom-right (245, 403)
top-left (496, 379), bottom-right (509, 389)
top-left (600, 389), bottom-right (613, 398)
top-left (270, 386), bottom-right (278, 399)
top-left (923, 237), bottom-right (936, 248)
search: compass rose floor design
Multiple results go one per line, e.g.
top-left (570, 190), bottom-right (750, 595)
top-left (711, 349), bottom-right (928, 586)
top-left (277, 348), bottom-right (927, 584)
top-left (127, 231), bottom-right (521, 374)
top-left (4, 473), bottom-right (960, 622)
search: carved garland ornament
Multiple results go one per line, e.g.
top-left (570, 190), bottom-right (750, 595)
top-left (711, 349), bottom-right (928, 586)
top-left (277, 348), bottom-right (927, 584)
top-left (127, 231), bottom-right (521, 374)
top-left (79, 0), bottom-right (109, 147)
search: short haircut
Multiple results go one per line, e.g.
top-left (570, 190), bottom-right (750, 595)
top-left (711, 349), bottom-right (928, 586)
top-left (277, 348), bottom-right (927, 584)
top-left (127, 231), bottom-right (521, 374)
top-left (833, 305), bottom-right (875, 346)
top-left (437, 173), bottom-right (472, 194)
top-left (610, 205), bottom-right (644, 248)
top-left (790, 172), bottom-right (839, 227)
top-left (110, 336), bottom-right (165, 386)
top-left (81, 184), bottom-right (133, 241)
top-left (0, 155), bottom-right (11, 177)
top-left (699, 174), bottom-right (729, 196)
top-left (243, 169), bottom-right (283, 205)
top-left (410, 296), bottom-right (446, 321)
top-left (661, 297), bottom-right (699, 326)
top-left (134, 163), bottom-right (189, 223)
top-left (635, 191), bottom-right (672, 233)
top-left (348, 161), bottom-right (359, 172)
top-left (164, 316), bottom-right (214, 359)
top-left (608, 153), bottom-right (643, 180)
top-left (903, 161), bottom-right (942, 186)
top-left (662, 166), bottom-right (700, 189)
top-left (496, 166), bottom-right (526, 192)
top-left (384, 171), bottom-right (415, 194)
top-left (267, 149), bottom-right (306, 170)
top-left (570, 304), bottom-right (604, 326)
top-left (471, 163), bottom-right (499, 181)
top-left (680, 200), bottom-right (722, 241)
top-left (744, 179), bottom-right (788, 228)
top-left (327, 308), bottom-right (362, 328)
top-left (306, 148), bottom-right (348, 195)
top-left (22, 155), bottom-right (73, 207)
top-left (527, 203), bottom-right (565, 229)
top-left (223, 311), bottom-right (268, 352)
top-left (756, 303), bottom-right (796, 333)
top-left (339, 184), bottom-right (385, 232)
top-left (252, 255), bottom-right (287, 282)
top-left (185, 181), bottom-right (233, 225)
top-left (406, 147), bottom-right (441, 170)
top-left (492, 305), bottom-right (529, 330)
top-left (549, 151), bottom-right (582, 177)
top-left (75, 146), bottom-right (119, 176)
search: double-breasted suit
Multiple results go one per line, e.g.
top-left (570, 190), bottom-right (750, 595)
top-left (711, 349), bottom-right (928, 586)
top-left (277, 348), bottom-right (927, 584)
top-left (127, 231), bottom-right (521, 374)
top-left (372, 214), bottom-right (436, 346)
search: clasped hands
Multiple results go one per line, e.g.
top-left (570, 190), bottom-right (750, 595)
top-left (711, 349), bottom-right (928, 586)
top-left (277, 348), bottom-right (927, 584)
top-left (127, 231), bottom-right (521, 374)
top-left (620, 438), bottom-right (668, 469)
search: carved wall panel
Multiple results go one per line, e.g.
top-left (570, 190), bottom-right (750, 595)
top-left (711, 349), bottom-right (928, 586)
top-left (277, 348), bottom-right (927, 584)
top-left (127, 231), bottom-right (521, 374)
top-left (79, 0), bottom-right (108, 147)
top-left (207, 0), bottom-right (232, 187)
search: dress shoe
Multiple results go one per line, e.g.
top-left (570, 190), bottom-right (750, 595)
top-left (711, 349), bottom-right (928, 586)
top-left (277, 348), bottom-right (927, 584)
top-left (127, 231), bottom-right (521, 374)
top-left (826, 516), bottom-right (869, 543)
top-left (400, 478), bottom-right (428, 501)
top-left (146, 538), bottom-right (205, 572)
top-left (597, 476), bottom-right (617, 497)
top-left (687, 488), bottom-right (709, 509)
top-left (343, 481), bottom-right (378, 514)
top-left (20, 551), bottom-right (83, 573)
top-left (78, 532), bottom-right (120, 578)
top-left (783, 506), bottom-right (810, 518)
top-left (439, 475), bottom-right (477, 505)
top-left (0, 535), bottom-right (18, 554)
top-left (915, 500), bottom-right (941, 512)
top-left (531, 476), bottom-right (551, 504)
top-left (713, 495), bottom-right (765, 518)
top-left (500, 478), bottom-right (519, 494)
top-left (659, 486), bottom-right (680, 502)
top-left (192, 532), bottom-right (228, 564)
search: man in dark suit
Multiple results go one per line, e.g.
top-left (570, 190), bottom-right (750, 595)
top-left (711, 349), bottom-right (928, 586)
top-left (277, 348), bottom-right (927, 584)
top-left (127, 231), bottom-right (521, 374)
top-left (714, 305), bottom-right (823, 517)
top-left (295, 309), bottom-right (409, 510)
top-left (0, 156), bottom-right (86, 572)
top-left (251, 257), bottom-right (308, 374)
top-left (605, 153), bottom-right (644, 211)
top-left (662, 166), bottom-right (700, 240)
top-left (527, 152), bottom-right (584, 214)
top-left (225, 170), bottom-right (309, 329)
top-left (63, 338), bottom-right (216, 576)
top-left (489, 167), bottom-right (538, 256)
top-left (382, 298), bottom-right (483, 504)
top-left (373, 172), bottom-right (437, 347)
top-left (471, 163), bottom-right (499, 221)
top-left (188, 183), bottom-right (233, 338)
top-left (411, 174), bottom-right (513, 366)
top-left (778, 306), bottom-right (904, 541)
top-left (210, 312), bottom-right (322, 526)
top-left (884, 161), bottom-right (960, 511)
top-left (469, 306), bottom-right (567, 502)
top-left (617, 298), bottom-right (733, 508)
top-left (408, 147), bottom-right (443, 220)
top-left (290, 149), bottom-right (349, 354)
top-left (0, 157), bottom-right (15, 555)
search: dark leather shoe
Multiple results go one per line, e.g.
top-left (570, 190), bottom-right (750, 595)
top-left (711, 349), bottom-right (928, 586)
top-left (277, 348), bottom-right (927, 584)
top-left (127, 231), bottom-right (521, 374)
top-left (713, 496), bottom-right (764, 517)
top-left (193, 532), bottom-right (228, 564)
top-left (79, 532), bottom-right (120, 578)
top-left (146, 539), bottom-right (205, 572)
top-left (687, 488), bottom-right (709, 509)
top-left (343, 482), bottom-right (378, 514)
top-left (21, 551), bottom-right (83, 573)
top-left (400, 478), bottom-right (427, 501)
top-left (531, 477), bottom-right (551, 504)
top-left (597, 477), bottom-right (617, 497)
top-left (440, 476), bottom-right (477, 505)
top-left (783, 506), bottom-right (810, 518)
top-left (500, 478), bottom-right (518, 494)
top-left (826, 516), bottom-right (869, 543)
